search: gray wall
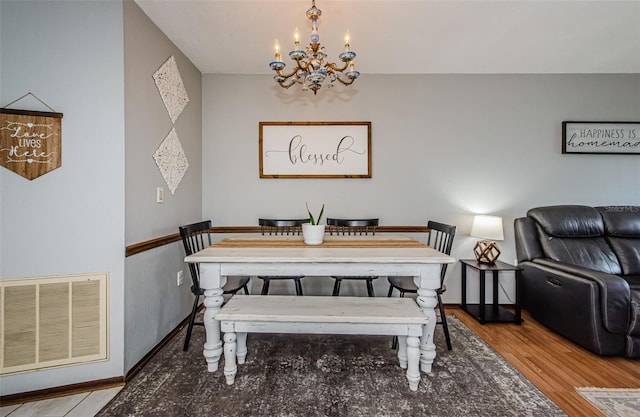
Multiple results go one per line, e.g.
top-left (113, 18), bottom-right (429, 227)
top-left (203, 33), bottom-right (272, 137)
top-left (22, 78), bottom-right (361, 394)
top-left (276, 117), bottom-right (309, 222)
top-left (202, 73), bottom-right (640, 300)
top-left (0, 0), bottom-right (126, 394)
top-left (123, 0), bottom-right (202, 372)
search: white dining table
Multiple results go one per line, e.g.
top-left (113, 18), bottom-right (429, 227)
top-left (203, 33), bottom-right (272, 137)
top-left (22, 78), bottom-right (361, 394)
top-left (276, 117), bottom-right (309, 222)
top-left (184, 234), bottom-right (456, 374)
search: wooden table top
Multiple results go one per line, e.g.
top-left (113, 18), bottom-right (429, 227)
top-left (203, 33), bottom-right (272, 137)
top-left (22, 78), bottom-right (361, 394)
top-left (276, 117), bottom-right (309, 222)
top-left (185, 235), bottom-right (455, 265)
top-left (212, 235), bottom-right (428, 249)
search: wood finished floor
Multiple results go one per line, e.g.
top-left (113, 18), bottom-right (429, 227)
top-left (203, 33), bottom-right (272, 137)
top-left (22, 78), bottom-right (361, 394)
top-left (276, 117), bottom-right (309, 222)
top-left (2, 308), bottom-right (638, 416)
top-left (451, 307), bottom-right (640, 417)
top-left (0, 387), bottom-right (122, 417)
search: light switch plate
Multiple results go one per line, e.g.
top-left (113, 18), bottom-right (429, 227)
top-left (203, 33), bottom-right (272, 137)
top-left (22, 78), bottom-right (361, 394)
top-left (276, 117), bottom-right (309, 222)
top-left (156, 187), bottom-right (164, 203)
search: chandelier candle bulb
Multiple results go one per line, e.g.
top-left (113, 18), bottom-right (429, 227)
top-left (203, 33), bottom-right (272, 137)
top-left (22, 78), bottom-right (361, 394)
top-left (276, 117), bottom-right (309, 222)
top-left (344, 31), bottom-right (350, 51)
top-left (274, 39), bottom-right (281, 60)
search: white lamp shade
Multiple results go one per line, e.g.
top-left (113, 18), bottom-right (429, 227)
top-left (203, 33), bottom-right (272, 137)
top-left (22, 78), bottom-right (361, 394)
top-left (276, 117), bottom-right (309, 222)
top-left (470, 215), bottom-right (504, 241)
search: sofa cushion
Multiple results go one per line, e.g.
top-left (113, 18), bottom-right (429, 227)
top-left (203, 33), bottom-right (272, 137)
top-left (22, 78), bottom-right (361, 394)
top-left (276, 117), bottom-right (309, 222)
top-left (624, 275), bottom-right (640, 292)
top-left (529, 205), bottom-right (622, 275)
top-left (607, 238), bottom-right (640, 276)
top-left (597, 207), bottom-right (640, 275)
top-left (597, 206), bottom-right (640, 237)
top-left (534, 226), bottom-right (622, 274)
top-left (528, 205), bottom-right (604, 237)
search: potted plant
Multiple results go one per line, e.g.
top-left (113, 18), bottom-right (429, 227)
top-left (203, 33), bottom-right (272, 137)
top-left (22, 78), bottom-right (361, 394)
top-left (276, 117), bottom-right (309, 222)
top-left (303, 203), bottom-right (325, 245)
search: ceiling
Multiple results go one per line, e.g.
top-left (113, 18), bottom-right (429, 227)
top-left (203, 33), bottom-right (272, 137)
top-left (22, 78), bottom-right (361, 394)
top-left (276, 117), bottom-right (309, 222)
top-left (134, 0), bottom-right (640, 75)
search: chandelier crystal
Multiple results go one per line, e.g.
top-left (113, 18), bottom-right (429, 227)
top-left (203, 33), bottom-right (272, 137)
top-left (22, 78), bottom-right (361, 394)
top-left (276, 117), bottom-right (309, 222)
top-left (269, 0), bottom-right (359, 95)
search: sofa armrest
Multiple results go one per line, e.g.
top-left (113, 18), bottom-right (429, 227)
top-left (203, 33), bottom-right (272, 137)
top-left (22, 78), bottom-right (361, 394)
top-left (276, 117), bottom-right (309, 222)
top-left (532, 258), bottom-right (631, 334)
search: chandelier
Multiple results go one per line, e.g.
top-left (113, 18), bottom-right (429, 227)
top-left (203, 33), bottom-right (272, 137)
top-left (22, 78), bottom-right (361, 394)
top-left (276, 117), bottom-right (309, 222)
top-left (269, 0), bottom-right (359, 95)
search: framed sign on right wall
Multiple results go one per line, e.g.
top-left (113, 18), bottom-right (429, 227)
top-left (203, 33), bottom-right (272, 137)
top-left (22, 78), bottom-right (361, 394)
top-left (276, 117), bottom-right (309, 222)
top-left (562, 121), bottom-right (640, 155)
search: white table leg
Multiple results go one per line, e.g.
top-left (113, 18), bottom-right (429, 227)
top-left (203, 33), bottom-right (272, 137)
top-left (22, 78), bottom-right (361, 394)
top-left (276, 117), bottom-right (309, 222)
top-left (414, 265), bottom-right (440, 373)
top-left (200, 264), bottom-right (227, 372)
top-left (406, 336), bottom-right (421, 391)
top-left (416, 287), bottom-right (437, 373)
top-left (203, 288), bottom-right (225, 371)
top-left (223, 332), bottom-right (237, 385)
top-left (237, 332), bottom-right (247, 364)
top-left (397, 335), bottom-right (408, 369)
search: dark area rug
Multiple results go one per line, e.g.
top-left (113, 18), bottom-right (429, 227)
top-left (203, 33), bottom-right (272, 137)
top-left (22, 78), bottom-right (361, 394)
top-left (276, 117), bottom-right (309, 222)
top-left (97, 315), bottom-right (565, 417)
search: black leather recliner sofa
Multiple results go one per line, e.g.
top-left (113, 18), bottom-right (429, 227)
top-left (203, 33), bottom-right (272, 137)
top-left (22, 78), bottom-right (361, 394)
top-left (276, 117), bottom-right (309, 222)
top-left (514, 205), bottom-right (640, 357)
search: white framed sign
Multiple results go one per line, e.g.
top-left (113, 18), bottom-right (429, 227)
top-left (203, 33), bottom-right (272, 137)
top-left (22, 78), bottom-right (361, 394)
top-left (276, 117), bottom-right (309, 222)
top-left (259, 121), bottom-right (371, 178)
top-left (562, 121), bottom-right (640, 155)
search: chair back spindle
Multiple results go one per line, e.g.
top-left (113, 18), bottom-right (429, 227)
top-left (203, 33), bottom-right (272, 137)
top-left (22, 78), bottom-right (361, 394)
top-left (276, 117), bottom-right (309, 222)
top-left (327, 218), bottom-right (379, 236)
top-left (259, 218), bottom-right (307, 236)
top-left (257, 218), bottom-right (308, 295)
top-left (426, 220), bottom-right (457, 286)
top-left (179, 220), bottom-right (213, 292)
top-left (326, 218), bottom-right (380, 297)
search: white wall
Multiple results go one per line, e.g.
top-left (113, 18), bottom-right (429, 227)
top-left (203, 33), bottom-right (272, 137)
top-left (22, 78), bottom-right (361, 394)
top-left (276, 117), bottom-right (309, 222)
top-left (202, 73), bottom-right (640, 301)
top-left (0, 0), bottom-right (125, 394)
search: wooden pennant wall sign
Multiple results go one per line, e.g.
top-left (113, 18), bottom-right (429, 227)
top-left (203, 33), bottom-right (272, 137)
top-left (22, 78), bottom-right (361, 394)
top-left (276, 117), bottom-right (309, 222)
top-left (0, 108), bottom-right (63, 180)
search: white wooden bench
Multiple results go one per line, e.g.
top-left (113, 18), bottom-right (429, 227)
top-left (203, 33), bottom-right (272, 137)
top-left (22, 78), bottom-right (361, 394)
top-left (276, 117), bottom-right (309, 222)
top-left (217, 295), bottom-right (429, 391)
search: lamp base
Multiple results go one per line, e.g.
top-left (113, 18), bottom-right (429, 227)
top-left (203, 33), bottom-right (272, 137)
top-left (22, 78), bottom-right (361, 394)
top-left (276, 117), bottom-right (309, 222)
top-left (473, 240), bottom-right (501, 264)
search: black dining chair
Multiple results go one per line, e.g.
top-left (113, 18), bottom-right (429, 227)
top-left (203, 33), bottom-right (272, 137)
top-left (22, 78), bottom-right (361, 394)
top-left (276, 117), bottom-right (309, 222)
top-left (327, 218), bottom-right (380, 297)
top-left (179, 220), bottom-right (250, 351)
top-left (257, 218), bottom-right (308, 295)
top-left (387, 220), bottom-right (456, 350)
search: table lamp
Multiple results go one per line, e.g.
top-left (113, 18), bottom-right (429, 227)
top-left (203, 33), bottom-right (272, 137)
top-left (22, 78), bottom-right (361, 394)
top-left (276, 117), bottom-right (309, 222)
top-left (470, 215), bottom-right (504, 264)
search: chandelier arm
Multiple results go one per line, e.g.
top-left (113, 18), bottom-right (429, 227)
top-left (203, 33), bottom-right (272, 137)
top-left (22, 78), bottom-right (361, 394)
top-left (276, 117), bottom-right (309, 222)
top-left (327, 62), bottom-right (349, 73)
top-left (277, 79), bottom-right (297, 89)
top-left (335, 76), bottom-right (356, 86)
top-left (275, 67), bottom-right (300, 80)
top-left (294, 61), bottom-right (310, 73)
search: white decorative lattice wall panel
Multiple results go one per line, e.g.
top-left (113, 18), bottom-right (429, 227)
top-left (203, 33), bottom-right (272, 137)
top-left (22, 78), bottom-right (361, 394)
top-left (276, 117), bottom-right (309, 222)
top-left (153, 128), bottom-right (190, 195)
top-left (153, 55), bottom-right (189, 123)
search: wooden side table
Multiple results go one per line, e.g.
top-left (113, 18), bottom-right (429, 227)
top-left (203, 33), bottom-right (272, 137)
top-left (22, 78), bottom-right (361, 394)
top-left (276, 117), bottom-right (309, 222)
top-left (460, 259), bottom-right (523, 324)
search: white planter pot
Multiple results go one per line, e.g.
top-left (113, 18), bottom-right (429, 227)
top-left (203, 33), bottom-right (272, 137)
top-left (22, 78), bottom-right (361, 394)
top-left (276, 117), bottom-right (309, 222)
top-left (302, 223), bottom-right (325, 245)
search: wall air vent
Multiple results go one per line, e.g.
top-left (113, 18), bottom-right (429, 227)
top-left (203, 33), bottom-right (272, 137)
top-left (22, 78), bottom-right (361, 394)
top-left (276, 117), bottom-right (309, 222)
top-left (1, 273), bottom-right (108, 375)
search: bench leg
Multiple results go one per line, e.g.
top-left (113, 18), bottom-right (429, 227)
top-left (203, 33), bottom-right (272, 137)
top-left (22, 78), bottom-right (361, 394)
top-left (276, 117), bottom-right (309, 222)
top-left (237, 332), bottom-right (247, 364)
top-left (406, 336), bottom-right (421, 391)
top-left (223, 332), bottom-right (238, 385)
top-left (397, 336), bottom-right (408, 369)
